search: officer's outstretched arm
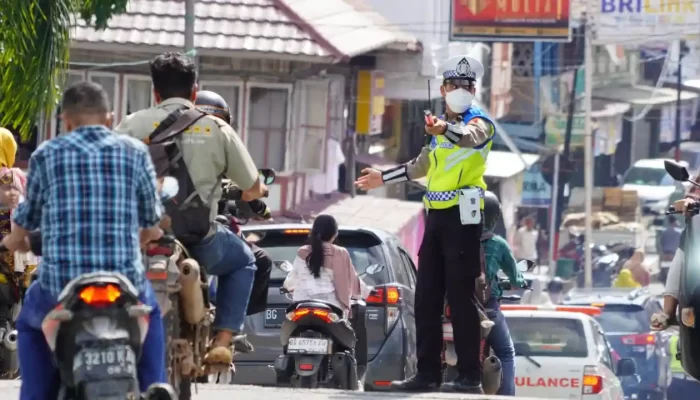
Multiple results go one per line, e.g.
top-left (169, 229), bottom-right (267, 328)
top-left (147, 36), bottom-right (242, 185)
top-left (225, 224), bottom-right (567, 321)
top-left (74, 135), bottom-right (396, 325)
top-left (380, 147), bottom-right (430, 184)
top-left (444, 118), bottom-right (494, 148)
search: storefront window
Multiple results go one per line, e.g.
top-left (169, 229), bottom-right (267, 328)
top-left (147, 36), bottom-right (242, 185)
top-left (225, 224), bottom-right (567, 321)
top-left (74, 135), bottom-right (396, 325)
top-left (248, 86), bottom-right (289, 170)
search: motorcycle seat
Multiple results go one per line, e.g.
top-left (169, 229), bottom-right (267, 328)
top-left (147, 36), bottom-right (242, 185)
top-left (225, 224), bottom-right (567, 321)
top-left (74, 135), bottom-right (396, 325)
top-left (286, 300), bottom-right (345, 317)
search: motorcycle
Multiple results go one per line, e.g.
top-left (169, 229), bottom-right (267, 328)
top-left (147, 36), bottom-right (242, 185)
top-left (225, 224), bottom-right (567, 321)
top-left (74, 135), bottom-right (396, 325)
top-left (0, 256), bottom-right (18, 379)
top-left (11, 178), bottom-right (183, 399)
top-left (662, 159), bottom-right (700, 381)
top-left (147, 170), bottom-right (276, 399)
top-left (272, 264), bottom-right (384, 390)
top-left (442, 259), bottom-right (535, 394)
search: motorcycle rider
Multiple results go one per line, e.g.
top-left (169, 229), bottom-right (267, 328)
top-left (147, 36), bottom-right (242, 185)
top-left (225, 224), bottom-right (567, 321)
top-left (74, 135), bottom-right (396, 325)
top-left (355, 55), bottom-right (495, 393)
top-left (194, 90), bottom-right (274, 317)
top-left (282, 214), bottom-right (373, 374)
top-left (481, 191), bottom-right (526, 396)
top-left (3, 81), bottom-right (167, 399)
top-left (115, 52), bottom-right (266, 365)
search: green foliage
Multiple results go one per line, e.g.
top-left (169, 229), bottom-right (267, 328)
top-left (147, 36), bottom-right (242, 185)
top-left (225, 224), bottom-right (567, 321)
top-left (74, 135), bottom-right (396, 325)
top-left (0, 0), bottom-right (128, 140)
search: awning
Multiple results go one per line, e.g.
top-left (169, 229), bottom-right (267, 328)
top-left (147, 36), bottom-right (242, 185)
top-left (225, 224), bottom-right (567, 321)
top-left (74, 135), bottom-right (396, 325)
top-left (594, 85), bottom-right (698, 106)
top-left (412, 150), bottom-right (540, 187)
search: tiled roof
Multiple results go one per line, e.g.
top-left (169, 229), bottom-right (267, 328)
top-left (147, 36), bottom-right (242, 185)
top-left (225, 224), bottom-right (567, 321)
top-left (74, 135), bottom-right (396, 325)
top-left (72, 0), bottom-right (331, 59)
top-left (71, 0), bottom-right (421, 60)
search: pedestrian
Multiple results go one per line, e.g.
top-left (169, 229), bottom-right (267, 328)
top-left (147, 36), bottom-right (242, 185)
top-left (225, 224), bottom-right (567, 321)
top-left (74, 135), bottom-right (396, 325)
top-left (355, 55), bottom-right (494, 394)
top-left (621, 249), bottom-right (649, 287)
top-left (513, 215), bottom-right (538, 262)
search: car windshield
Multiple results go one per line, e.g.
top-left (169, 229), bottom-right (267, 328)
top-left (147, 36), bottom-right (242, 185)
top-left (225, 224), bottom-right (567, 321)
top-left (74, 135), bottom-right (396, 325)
top-left (508, 317), bottom-right (588, 357)
top-left (570, 304), bottom-right (647, 333)
top-left (248, 229), bottom-right (391, 287)
top-left (623, 167), bottom-right (675, 186)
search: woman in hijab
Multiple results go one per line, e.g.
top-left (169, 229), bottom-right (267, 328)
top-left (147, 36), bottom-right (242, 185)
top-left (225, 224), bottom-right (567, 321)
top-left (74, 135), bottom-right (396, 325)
top-left (621, 249), bottom-right (650, 287)
top-left (0, 128), bottom-right (17, 169)
top-left (613, 269), bottom-right (641, 288)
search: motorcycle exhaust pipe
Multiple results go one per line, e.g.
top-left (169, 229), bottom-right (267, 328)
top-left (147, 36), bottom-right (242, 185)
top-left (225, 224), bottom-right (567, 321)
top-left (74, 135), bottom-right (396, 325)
top-left (3, 330), bottom-right (17, 352)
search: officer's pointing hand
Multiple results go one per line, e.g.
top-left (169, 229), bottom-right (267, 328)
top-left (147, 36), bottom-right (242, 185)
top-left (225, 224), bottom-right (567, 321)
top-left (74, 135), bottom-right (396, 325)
top-left (425, 117), bottom-right (447, 136)
top-left (354, 168), bottom-right (383, 191)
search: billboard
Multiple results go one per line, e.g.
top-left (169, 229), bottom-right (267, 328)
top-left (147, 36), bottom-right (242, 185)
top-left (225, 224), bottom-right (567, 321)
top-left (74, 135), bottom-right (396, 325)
top-left (593, 0), bottom-right (700, 45)
top-left (449, 0), bottom-right (572, 42)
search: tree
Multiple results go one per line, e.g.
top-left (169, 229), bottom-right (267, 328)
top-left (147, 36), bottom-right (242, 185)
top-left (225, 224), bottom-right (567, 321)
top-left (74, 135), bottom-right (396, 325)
top-left (0, 0), bottom-right (128, 140)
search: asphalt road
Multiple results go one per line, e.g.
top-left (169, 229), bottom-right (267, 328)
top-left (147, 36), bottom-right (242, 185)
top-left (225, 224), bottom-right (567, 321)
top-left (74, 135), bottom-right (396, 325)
top-left (0, 380), bottom-right (551, 399)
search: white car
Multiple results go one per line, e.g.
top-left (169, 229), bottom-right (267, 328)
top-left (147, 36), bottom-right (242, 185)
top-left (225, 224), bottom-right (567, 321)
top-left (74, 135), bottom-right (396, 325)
top-left (621, 158), bottom-right (688, 214)
top-left (503, 304), bottom-right (637, 400)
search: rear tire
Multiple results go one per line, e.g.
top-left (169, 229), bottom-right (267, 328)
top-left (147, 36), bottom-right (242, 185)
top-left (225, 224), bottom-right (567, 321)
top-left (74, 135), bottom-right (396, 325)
top-left (299, 375), bottom-right (318, 389)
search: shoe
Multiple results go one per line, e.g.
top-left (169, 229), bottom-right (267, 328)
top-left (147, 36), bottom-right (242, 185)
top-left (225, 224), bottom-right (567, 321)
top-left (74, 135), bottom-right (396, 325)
top-left (204, 345), bottom-right (233, 365)
top-left (440, 376), bottom-right (484, 394)
top-left (389, 375), bottom-right (441, 392)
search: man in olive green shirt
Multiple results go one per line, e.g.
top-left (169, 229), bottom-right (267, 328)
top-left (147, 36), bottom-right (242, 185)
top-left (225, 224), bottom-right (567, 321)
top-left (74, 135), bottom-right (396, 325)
top-left (115, 52), bottom-right (267, 366)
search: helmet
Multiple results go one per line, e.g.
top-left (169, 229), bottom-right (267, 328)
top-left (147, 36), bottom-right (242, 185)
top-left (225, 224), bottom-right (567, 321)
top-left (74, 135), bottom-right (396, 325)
top-left (195, 90), bottom-right (231, 124)
top-left (547, 277), bottom-right (564, 293)
top-left (483, 191), bottom-right (501, 231)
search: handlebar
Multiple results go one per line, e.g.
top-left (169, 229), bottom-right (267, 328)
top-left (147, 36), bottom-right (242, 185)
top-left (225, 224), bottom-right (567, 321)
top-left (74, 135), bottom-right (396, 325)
top-left (667, 203), bottom-right (700, 216)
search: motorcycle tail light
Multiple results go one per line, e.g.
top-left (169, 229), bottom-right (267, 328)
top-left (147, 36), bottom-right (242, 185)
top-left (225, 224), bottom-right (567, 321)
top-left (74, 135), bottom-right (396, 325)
top-left (146, 246), bottom-right (173, 257)
top-left (79, 284), bottom-right (121, 306)
top-left (445, 305), bottom-right (451, 319)
top-left (582, 366), bottom-right (603, 395)
top-left (287, 308), bottom-right (339, 323)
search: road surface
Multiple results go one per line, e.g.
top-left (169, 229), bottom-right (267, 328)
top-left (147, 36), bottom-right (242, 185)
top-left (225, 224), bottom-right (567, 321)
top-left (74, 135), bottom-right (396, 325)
top-left (0, 381), bottom-right (552, 399)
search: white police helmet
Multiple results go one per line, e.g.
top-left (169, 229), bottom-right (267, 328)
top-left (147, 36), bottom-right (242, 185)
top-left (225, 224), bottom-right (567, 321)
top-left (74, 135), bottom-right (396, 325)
top-left (437, 55), bottom-right (484, 82)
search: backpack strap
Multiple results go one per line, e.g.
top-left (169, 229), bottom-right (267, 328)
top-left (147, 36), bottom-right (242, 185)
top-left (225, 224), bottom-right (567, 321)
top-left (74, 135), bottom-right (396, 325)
top-left (149, 107), bottom-right (207, 144)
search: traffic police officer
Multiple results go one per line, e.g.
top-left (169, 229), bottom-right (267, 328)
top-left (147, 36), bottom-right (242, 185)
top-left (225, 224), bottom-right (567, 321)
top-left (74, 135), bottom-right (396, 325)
top-left (355, 55), bottom-right (495, 394)
top-left (668, 333), bottom-right (700, 399)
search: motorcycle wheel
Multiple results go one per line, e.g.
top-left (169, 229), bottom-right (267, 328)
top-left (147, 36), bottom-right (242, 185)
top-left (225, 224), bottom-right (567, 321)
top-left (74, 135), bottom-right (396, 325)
top-left (299, 374), bottom-right (318, 389)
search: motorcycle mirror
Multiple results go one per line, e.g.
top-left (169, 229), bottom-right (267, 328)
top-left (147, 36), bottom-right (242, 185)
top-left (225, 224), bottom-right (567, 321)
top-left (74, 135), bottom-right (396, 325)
top-left (158, 177), bottom-right (179, 201)
top-left (274, 260), bottom-right (293, 273)
top-left (259, 169), bottom-right (276, 185)
top-left (664, 160), bottom-right (690, 182)
top-left (365, 264), bottom-right (385, 275)
top-left (516, 260), bottom-right (536, 273)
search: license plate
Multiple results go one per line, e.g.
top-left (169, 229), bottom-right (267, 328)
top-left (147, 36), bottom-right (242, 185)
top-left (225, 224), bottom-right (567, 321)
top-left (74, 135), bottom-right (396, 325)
top-left (443, 322), bottom-right (454, 342)
top-left (264, 308), bottom-right (286, 328)
top-left (76, 346), bottom-right (136, 376)
top-left (287, 337), bottom-right (331, 354)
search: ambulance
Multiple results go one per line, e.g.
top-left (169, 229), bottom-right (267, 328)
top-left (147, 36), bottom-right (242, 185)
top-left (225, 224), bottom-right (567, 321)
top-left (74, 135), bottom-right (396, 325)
top-left (502, 305), bottom-right (638, 400)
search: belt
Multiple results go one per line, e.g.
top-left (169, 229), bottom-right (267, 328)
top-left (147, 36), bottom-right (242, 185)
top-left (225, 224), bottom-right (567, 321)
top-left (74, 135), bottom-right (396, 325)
top-left (425, 187), bottom-right (485, 202)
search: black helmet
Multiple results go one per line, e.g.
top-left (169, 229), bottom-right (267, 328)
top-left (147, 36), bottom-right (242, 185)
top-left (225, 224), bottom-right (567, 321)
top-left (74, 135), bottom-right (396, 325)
top-left (195, 90), bottom-right (231, 124)
top-left (483, 190), bottom-right (501, 231)
top-left (547, 277), bottom-right (564, 293)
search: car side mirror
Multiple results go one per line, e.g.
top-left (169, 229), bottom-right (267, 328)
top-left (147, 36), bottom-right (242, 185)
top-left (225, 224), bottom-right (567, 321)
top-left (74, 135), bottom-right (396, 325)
top-left (616, 358), bottom-right (636, 377)
top-left (664, 160), bottom-right (690, 182)
top-left (365, 264), bottom-right (385, 275)
top-left (516, 259), bottom-right (536, 273)
top-left (259, 169), bottom-right (276, 185)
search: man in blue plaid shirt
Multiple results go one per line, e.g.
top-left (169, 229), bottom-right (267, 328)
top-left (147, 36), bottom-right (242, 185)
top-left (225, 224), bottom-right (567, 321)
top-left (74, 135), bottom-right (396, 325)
top-left (2, 81), bottom-right (167, 400)
top-left (481, 191), bottom-right (526, 396)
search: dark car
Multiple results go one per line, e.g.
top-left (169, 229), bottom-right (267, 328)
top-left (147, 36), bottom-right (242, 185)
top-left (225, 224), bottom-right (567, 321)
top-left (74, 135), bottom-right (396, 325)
top-left (564, 288), bottom-right (672, 400)
top-left (232, 224), bottom-right (418, 391)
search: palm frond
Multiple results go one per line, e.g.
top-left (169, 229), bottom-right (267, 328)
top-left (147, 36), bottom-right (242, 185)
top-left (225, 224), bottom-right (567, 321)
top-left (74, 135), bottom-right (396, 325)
top-left (0, 0), bottom-right (128, 141)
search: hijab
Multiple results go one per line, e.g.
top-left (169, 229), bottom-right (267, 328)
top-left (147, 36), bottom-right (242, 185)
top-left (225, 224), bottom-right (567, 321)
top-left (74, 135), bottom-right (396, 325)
top-left (0, 128), bottom-right (17, 169)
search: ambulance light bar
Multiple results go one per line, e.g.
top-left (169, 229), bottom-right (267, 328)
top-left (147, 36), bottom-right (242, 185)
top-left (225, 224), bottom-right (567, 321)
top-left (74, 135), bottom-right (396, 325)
top-left (501, 305), bottom-right (601, 316)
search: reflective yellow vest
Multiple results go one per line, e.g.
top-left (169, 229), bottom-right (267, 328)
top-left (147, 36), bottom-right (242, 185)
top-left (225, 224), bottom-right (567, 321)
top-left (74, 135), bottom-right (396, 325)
top-left (670, 334), bottom-right (684, 374)
top-left (423, 106), bottom-right (495, 210)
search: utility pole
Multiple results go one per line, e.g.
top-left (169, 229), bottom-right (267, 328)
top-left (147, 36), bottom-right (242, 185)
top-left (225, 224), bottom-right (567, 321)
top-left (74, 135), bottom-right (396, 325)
top-left (675, 39), bottom-right (688, 161)
top-left (184, 0), bottom-right (195, 55)
top-left (583, 5), bottom-right (594, 288)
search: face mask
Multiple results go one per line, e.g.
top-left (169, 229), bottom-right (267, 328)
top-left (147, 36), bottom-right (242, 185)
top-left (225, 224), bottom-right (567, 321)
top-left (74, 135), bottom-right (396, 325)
top-left (445, 88), bottom-right (474, 114)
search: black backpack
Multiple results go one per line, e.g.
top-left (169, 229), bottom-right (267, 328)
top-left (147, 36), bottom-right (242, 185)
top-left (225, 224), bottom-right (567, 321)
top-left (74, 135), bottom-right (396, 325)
top-left (146, 107), bottom-right (213, 246)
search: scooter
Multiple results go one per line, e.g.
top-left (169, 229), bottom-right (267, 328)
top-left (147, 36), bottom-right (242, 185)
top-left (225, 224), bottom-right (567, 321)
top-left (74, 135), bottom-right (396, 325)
top-left (272, 265), bottom-right (384, 390)
top-left (662, 159), bottom-right (700, 381)
top-left (442, 259), bottom-right (535, 394)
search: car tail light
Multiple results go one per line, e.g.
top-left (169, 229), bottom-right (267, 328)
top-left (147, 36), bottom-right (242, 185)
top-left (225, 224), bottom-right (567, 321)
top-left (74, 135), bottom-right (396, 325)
top-left (621, 333), bottom-right (656, 346)
top-left (79, 284), bottom-right (121, 306)
top-left (146, 246), bottom-right (173, 257)
top-left (366, 286), bottom-right (401, 334)
top-left (286, 308), bottom-right (340, 323)
top-left (582, 366), bottom-right (603, 395)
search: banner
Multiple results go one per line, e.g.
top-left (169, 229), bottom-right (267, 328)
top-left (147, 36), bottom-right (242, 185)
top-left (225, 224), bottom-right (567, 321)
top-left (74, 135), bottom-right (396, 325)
top-left (593, 0), bottom-right (700, 45)
top-left (449, 0), bottom-right (572, 42)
